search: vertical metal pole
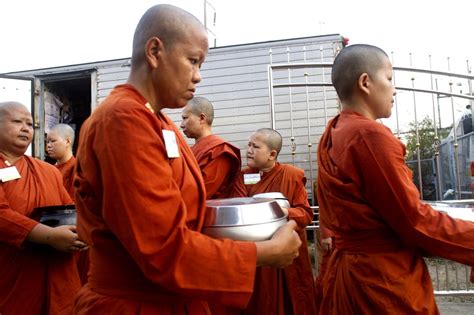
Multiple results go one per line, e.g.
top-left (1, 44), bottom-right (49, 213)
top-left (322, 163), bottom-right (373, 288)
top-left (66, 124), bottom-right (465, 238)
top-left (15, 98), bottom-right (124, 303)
top-left (320, 45), bottom-right (328, 125)
top-left (303, 46), bottom-right (315, 206)
top-left (435, 258), bottom-right (440, 291)
top-left (287, 47), bottom-right (296, 164)
top-left (203, 0), bottom-right (207, 30)
top-left (429, 55), bottom-right (443, 201)
top-left (268, 49), bottom-right (275, 129)
top-left (410, 53), bottom-right (423, 198)
top-left (468, 60), bottom-right (474, 130)
top-left (448, 57), bottom-right (462, 199)
top-left (435, 79), bottom-right (442, 129)
top-left (391, 52), bottom-right (401, 139)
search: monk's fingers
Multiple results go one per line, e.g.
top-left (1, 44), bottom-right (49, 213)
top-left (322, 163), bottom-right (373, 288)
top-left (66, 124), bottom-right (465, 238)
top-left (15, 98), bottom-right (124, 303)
top-left (74, 240), bottom-right (88, 248)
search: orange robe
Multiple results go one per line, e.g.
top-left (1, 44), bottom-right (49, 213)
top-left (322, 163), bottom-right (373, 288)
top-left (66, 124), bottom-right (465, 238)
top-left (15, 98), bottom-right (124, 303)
top-left (242, 163), bottom-right (317, 315)
top-left (317, 111), bottom-right (474, 314)
top-left (0, 154), bottom-right (79, 315)
top-left (55, 156), bottom-right (76, 202)
top-left (56, 156), bottom-right (89, 285)
top-left (73, 84), bottom-right (257, 315)
top-left (191, 134), bottom-right (245, 199)
top-left (314, 224), bottom-right (333, 313)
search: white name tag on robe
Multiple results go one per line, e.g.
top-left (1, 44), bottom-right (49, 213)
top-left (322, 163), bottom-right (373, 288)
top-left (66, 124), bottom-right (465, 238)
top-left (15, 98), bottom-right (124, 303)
top-left (244, 173), bottom-right (261, 185)
top-left (0, 166), bottom-right (21, 182)
top-left (163, 130), bottom-right (180, 158)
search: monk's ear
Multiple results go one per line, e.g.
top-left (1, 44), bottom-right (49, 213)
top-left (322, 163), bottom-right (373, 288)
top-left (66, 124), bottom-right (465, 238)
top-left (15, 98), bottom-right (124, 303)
top-left (269, 149), bottom-right (278, 161)
top-left (65, 137), bottom-right (72, 148)
top-left (199, 113), bottom-right (208, 125)
top-left (357, 73), bottom-right (370, 95)
top-left (145, 37), bottom-right (163, 69)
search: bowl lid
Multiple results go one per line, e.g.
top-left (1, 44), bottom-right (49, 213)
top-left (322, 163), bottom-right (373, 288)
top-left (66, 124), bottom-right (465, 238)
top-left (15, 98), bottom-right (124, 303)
top-left (253, 192), bottom-right (288, 200)
top-left (205, 197), bottom-right (286, 226)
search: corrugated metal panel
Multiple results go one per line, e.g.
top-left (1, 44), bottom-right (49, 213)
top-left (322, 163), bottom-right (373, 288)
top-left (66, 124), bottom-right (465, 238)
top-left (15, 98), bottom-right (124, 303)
top-left (8, 34), bottom-right (344, 203)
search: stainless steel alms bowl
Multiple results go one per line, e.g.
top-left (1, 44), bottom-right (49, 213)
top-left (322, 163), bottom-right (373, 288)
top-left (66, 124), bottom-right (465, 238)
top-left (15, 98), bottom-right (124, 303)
top-left (203, 197), bottom-right (288, 241)
top-left (252, 192), bottom-right (291, 209)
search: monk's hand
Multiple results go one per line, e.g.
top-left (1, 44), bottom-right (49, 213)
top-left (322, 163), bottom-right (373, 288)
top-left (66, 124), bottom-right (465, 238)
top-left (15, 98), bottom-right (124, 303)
top-left (255, 220), bottom-right (301, 268)
top-left (47, 225), bottom-right (89, 253)
top-left (321, 237), bottom-right (332, 253)
top-left (281, 207), bottom-right (289, 216)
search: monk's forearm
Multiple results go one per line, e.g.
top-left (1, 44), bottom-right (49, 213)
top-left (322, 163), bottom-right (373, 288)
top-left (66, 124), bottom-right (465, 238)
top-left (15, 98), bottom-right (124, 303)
top-left (255, 240), bottom-right (276, 266)
top-left (254, 220), bottom-right (301, 268)
top-left (26, 223), bottom-right (54, 245)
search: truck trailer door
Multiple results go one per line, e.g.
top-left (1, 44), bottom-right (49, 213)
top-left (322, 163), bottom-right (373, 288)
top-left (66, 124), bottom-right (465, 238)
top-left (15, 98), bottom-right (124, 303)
top-left (0, 75), bottom-right (35, 156)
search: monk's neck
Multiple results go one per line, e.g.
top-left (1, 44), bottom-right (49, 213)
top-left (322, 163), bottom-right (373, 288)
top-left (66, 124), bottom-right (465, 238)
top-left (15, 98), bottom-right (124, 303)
top-left (195, 129), bottom-right (212, 143)
top-left (341, 103), bottom-right (376, 120)
top-left (0, 151), bottom-right (23, 165)
top-left (258, 161), bottom-right (277, 174)
top-left (57, 151), bottom-right (73, 165)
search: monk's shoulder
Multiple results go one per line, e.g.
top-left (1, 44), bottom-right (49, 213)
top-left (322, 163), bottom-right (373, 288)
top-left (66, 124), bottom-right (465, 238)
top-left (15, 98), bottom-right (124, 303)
top-left (359, 122), bottom-right (399, 147)
top-left (210, 139), bottom-right (241, 160)
top-left (279, 164), bottom-right (305, 180)
top-left (26, 156), bottom-right (62, 179)
top-left (341, 116), bottom-right (396, 146)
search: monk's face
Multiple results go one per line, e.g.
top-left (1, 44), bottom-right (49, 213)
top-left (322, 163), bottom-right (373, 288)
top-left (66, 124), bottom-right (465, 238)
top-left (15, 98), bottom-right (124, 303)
top-left (153, 27), bottom-right (208, 110)
top-left (180, 106), bottom-right (201, 139)
top-left (366, 58), bottom-right (396, 119)
top-left (46, 130), bottom-right (70, 160)
top-left (246, 133), bottom-right (275, 170)
top-left (0, 105), bottom-right (34, 156)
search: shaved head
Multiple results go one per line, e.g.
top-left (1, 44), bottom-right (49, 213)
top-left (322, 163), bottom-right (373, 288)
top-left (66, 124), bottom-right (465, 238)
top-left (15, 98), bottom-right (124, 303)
top-left (331, 44), bottom-right (389, 102)
top-left (49, 123), bottom-right (75, 145)
top-left (0, 101), bottom-right (33, 158)
top-left (131, 4), bottom-right (206, 66)
top-left (0, 101), bottom-right (29, 119)
top-left (187, 96), bottom-right (214, 125)
top-left (254, 128), bottom-right (282, 155)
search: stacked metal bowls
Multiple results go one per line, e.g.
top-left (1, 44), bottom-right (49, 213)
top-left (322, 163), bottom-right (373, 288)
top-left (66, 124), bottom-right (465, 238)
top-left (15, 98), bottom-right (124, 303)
top-left (203, 197), bottom-right (288, 241)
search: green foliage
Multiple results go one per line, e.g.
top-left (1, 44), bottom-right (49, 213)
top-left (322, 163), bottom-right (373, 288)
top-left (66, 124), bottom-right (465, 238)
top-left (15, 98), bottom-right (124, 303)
top-left (405, 117), bottom-right (450, 160)
top-left (404, 116), bottom-right (450, 200)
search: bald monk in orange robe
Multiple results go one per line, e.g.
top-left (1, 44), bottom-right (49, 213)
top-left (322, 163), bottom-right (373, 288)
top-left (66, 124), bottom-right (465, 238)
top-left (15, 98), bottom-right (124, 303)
top-left (0, 101), bottom-right (87, 314)
top-left (47, 123), bottom-right (76, 201)
top-left (317, 44), bottom-right (474, 314)
top-left (47, 123), bottom-right (89, 285)
top-left (241, 128), bottom-right (317, 315)
top-left (181, 96), bottom-right (245, 199)
top-left (73, 5), bottom-right (301, 314)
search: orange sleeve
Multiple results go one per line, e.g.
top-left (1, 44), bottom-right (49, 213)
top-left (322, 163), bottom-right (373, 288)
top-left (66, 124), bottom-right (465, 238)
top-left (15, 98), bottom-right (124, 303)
top-left (287, 173), bottom-right (314, 231)
top-left (0, 186), bottom-right (38, 247)
top-left (319, 223), bottom-right (334, 239)
top-left (353, 127), bottom-right (474, 265)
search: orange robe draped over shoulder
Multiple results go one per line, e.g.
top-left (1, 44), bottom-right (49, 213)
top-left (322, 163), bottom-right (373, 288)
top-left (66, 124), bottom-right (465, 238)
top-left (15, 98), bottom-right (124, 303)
top-left (317, 111), bottom-right (474, 314)
top-left (192, 134), bottom-right (245, 199)
top-left (0, 155), bottom-right (79, 315)
top-left (55, 155), bottom-right (76, 202)
top-left (242, 163), bottom-right (317, 315)
top-left (73, 85), bottom-right (257, 315)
